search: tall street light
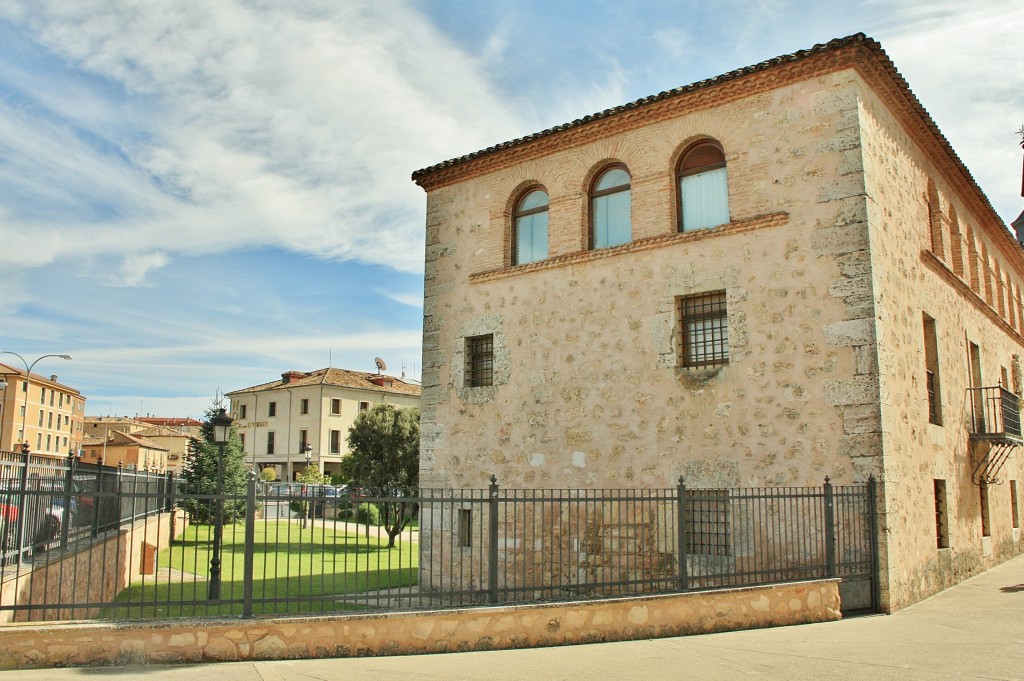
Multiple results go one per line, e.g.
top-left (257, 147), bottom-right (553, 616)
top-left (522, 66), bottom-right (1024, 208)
top-left (208, 408), bottom-right (233, 600)
top-left (0, 352), bottom-right (72, 453)
top-left (301, 443), bottom-right (312, 529)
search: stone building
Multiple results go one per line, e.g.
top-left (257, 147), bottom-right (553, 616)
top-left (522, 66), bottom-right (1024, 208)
top-left (411, 34), bottom-right (1024, 612)
top-left (226, 367), bottom-right (421, 480)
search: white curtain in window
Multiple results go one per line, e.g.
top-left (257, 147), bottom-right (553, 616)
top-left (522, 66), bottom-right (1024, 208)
top-left (681, 167), bottom-right (729, 231)
top-left (593, 191), bottom-right (631, 248)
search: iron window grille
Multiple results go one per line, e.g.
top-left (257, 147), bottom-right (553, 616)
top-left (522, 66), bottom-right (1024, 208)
top-left (685, 489), bottom-right (731, 556)
top-left (678, 291), bottom-right (729, 368)
top-left (934, 479), bottom-right (949, 548)
top-left (926, 370), bottom-right (940, 424)
top-left (466, 334), bottom-right (494, 387)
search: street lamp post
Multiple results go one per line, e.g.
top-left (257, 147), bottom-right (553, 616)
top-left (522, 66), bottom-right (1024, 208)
top-left (208, 408), bottom-right (233, 601)
top-left (301, 444), bottom-right (312, 529)
top-left (0, 351), bottom-right (72, 453)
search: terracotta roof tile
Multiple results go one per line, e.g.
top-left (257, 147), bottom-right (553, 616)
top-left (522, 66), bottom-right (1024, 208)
top-left (409, 33), bottom-right (1005, 238)
top-left (226, 368), bottom-right (422, 398)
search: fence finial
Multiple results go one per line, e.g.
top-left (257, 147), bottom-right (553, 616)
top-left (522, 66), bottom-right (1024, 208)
top-left (489, 474), bottom-right (497, 485)
top-left (824, 475), bottom-right (831, 485)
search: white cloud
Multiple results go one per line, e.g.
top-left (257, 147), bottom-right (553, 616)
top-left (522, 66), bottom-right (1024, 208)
top-left (874, 1), bottom-right (1024, 222)
top-left (0, 0), bottom-right (524, 285)
top-left (380, 291), bottom-right (424, 308)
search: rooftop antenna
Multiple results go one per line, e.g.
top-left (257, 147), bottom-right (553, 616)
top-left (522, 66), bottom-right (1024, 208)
top-left (374, 357), bottom-right (387, 374)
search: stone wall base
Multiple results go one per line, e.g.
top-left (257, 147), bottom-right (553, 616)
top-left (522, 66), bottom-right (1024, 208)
top-left (0, 579), bottom-right (840, 669)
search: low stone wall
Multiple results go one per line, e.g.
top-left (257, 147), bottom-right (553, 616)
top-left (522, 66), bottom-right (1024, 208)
top-left (0, 578), bottom-right (840, 669)
top-left (0, 510), bottom-right (187, 623)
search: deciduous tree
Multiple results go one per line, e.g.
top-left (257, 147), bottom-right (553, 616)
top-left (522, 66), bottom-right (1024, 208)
top-left (342, 404), bottom-right (419, 547)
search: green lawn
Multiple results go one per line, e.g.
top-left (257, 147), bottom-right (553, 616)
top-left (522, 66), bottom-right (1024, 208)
top-left (100, 519), bottom-right (419, 620)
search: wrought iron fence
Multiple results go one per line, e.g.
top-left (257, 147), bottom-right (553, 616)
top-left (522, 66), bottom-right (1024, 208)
top-left (0, 452), bottom-right (172, 571)
top-left (0, 472), bottom-right (878, 623)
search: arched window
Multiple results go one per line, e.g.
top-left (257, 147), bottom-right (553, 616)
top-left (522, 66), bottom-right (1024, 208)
top-left (591, 166), bottom-right (631, 249)
top-left (678, 140), bottom-right (729, 231)
top-left (512, 188), bottom-right (549, 265)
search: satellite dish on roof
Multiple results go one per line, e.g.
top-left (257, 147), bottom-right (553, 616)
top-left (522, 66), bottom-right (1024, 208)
top-left (374, 357), bottom-right (387, 374)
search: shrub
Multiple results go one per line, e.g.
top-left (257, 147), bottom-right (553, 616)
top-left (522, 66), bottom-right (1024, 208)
top-left (348, 502), bottom-right (380, 526)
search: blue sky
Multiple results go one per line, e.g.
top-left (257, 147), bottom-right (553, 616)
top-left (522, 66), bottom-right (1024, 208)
top-left (1, 0), bottom-right (1021, 419)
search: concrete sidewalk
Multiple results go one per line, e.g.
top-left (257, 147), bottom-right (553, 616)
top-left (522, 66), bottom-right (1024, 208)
top-left (7, 554), bottom-right (1024, 680)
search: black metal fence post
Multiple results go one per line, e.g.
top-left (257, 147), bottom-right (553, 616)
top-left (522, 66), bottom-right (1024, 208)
top-left (15, 450), bottom-right (30, 566)
top-left (677, 477), bottom-right (688, 591)
top-left (116, 463), bottom-right (124, 524)
top-left (91, 462), bottom-right (102, 538)
top-left (823, 476), bottom-right (836, 578)
top-left (61, 454), bottom-right (74, 548)
top-left (487, 475), bottom-right (499, 605)
top-left (242, 471), bottom-right (257, 618)
top-left (867, 474), bottom-right (880, 612)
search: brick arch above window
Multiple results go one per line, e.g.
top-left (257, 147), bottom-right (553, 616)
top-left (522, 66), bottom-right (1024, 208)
top-left (588, 162), bottom-right (632, 250)
top-left (509, 184), bottom-right (549, 266)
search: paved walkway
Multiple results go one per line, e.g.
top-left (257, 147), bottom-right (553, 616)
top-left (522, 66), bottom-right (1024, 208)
top-left (7, 554), bottom-right (1024, 680)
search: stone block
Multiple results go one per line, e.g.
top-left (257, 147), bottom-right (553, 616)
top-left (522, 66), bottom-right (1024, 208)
top-left (824, 318), bottom-right (875, 347)
top-left (823, 376), bottom-right (879, 406)
top-left (811, 222), bottom-right (869, 256)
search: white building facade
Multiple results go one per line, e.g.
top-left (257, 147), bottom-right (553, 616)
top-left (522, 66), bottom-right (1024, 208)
top-left (227, 368), bottom-right (421, 480)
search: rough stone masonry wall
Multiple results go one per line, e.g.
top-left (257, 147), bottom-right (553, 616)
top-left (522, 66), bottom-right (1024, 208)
top-left (856, 79), bottom-right (1024, 610)
top-left (421, 71), bottom-right (873, 493)
top-left (0, 579), bottom-right (840, 669)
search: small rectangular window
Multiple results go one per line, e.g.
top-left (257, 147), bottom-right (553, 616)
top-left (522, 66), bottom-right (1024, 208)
top-left (300, 398), bottom-right (309, 415)
top-left (268, 402), bottom-right (277, 417)
top-left (466, 334), bottom-right (494, 387)
top-left (239, 433), bottom-right (246, 449)
top-left (330, 430), bottom-right (341, 454)
top-left (458, 509), bottom-right (472, 548)
top-left (923, 314), bottom-right (942, 425)
top-left (359, 401), bottom-right (369, 412)
top-left (40, 387), bottom-right (45, 404)
top-left (678, 291), bottom-right (729, 368)
top-left (331, 399), bottom-right (341, 415)
top-left (980, 484), bottom-right (991, 537)
top-left (934, 479), bottom-right (949, 548)
top-left (240, 404), bottom-right (247, 419)
top-left (266, 431), bottom-right (276, 455)
top-left (1010, 480), bottom-right (1019, 530)
top-left (685, 489), bottom-right (731, 556)
top-left (299, 429), bottom-right (308, 450)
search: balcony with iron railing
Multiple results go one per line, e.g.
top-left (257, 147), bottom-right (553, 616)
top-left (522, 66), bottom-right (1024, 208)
top-left (967, 385), bottom-right (1022, 443)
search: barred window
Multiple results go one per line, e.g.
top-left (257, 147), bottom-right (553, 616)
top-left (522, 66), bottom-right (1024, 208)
top-left (466, 334), bottom-right (494, 387)
top-left (678, 291), bottom-right (729, 367)
top-left (685, 489), bottom-right (730, 556)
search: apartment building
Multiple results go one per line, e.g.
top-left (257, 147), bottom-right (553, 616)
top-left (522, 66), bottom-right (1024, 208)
top-left (227, 368), bottom-right (421, 480)
top-left (0, 363), bottom-right (86, 457)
